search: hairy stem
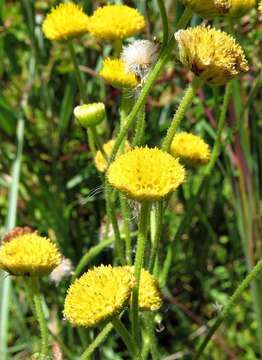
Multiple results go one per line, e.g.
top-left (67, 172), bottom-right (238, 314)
top-left (162, 77), bottom-right (203, 152)
top-left (131, 202), bottom-right (151, 345)
top-left (29, 277), bottom-right (49, 359)
top-left (156, 0), bottom-right (169, 47)
top-left (80, 323), bottom-right (113, 360)
top-left (195, 259), bottom-right (262, 359)
top-left (111, 317), bottom-right (138, 358)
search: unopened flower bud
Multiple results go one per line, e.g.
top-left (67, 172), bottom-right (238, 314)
top-left (74, 103), bottom-right (106, 128)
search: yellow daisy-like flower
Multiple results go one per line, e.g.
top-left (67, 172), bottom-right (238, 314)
top-left (228, 0), bottom-right (256, 18)
top-left (88, 5), bottom-right (145, 40)
top-left (100, 58), bottom-right (138, 89)
top-left (42, 3), bottom-right (89, 41)
top-left (181, 0), bottom-right (231, 19)
top-left (107, 147), bottom-right (185, 202)
top-left (0, 233), bottom-right (61, 276)
top-left (64, 265), bottom-right (135, 327)
top-left (126, 267), bottom-right (162, 311)
top-left (171, 132), bottom-right (211, 166)
top-left (175, 26), bottom-right (249, 85)
top-left (94, 139), bottom-right (130, 173)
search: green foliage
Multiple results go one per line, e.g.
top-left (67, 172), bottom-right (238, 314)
top-left (0, 0), bottom-right (261, 359)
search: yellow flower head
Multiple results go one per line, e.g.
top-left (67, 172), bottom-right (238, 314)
top-left (181, 0), bottom-right (231, 19)
top-left (94, 139), bottom-right (130, 173)
top-left (259, 1), bottom-right (262, 13)
top-left (126, 267), bottom-right (162, 311)
top-left (175, 26), bottom-right (249, 85)
top-left (171, 132), bottom-right (211, 166)
top-left (107, 147), bottom-right (185, 202)
top-left (0, 233), bottom-right (61, 276)
top-left (42, 3), bottom-right (89, 41)
top-left (64, 265), bottom-right (135, 327)
top-left (88, 5), bottom-right (145, 40)
top-left (100, 58), bottom-right (138, 89)
top-left (228, 0), bottom-right (256, 17)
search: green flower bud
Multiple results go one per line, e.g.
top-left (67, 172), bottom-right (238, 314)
top-left (74, 103), bottom-right (106, 128)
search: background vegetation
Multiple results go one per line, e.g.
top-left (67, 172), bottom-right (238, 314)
top-left (0, 0), bottom-right (262, 359)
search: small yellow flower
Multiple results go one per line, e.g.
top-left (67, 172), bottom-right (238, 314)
top-left (107, 147), bottom-right (185, 202)
top-left (181, 0), bottom-right (231, 19)
top-left (0, 233), bottom-right (61, 276)
top-left (126, 267), bottom-right (162, 311)
top-left (228, 0), bottom-right (256, 18)
top-left (259, 1), bottom-right (262, 13)
top-left (94, 139), bottom-right (130, 173)
top-left (88, 5), bottom-right (145, 40)
top-left (64, 265), bottom-right (135, 327)
top-left (42, 3), bottom-right (89, 41)
top-left (171, 132), bottom-right (211, 166)
top-left (175, 26), bottom-right (249, 85)
top-left (100, 58), bottom-right (138, 89)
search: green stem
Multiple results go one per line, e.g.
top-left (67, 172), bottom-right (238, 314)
top-left (91, 127), bottom-right (107, 160)
top-left (162, 77), bottom-right (203, 152)
top-left (120, 195), bottom-right (132, 265)
top-left (87, 129), bottom-right (96, 158)
top-left (142, 313), bottom-right (159, 360)
top-left (131, 202), bottom-right (151, 345)
top-left (175, 6), bottom-right (193, 31)
top-left (111, 317), bottom-right (138, 358)
top-left (80, 323), bottom-right (113, 360)
top-left (132, 106), bottom-right (146, 147)
top-left (108, 37), bottom-right (174, 164)
top-left (156, 0), bottom-right (169, 47)
top-left (194, 259), bottom-right (262, 359)
top-left (72, 238), bottom-right (114, 281)
top-left (68, 41), bottom-right (87, 103)
top-left (149, 201), bottom-right (163, 273)
top-left (0, 117), bottom-right (24, 360)
top-left (204, 81), bottom-right (232, 174)
top-left (160, 81), bottom-right (232, 286)
top-left (107, 6), bottom-right (192, 165)
top-left (68, 41), bottom-right (97, 162)
top-left (105, 181), bottom-right (125, 265)
top-left (29, 277), bottom-right (49, 359)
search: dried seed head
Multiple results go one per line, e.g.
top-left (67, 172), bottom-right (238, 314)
top-left (121, 40), bottom-right (160, 79)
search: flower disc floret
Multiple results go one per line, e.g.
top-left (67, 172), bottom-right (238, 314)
top-left (64, 265), bottom-right (135, 327)
top-left (100, 58), bottom-right (138, 89)
top-left (42, 3), bottom-right (89, 41)
top-left (107, 147), bottom-right (185, 201)
top-left (88, 5), bottom-right (145, 40)
top-left (171, 132), bottom-right (210, 166)
top-left (0, 233), bottom-right (61, 276)
top-left (181, 0), bottom-right (231, 19)
top-left (94, 139), bottom-right (130, 173)
top-left (175, 26), bottom-right (249, 85)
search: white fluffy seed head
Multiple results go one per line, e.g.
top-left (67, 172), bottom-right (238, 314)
top-left (121, 40), bottom-right (160, 79)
